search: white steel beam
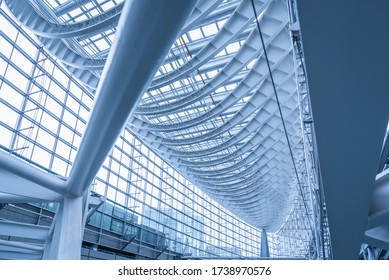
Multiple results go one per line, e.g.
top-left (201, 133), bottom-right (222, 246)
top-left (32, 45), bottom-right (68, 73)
top-left (0, 239), bottom-right (43, 252)
top-left (0, 220), bottom-right (49, 240)
top-left (66, 0), bottom-right (197, 196)
top-left (0, 151), bottom-right (66, 195)
top-left (0, 168), bottom-right (63, 203)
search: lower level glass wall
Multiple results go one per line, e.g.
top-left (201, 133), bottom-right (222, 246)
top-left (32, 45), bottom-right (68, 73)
top-left (90, 128), bottom-right (267, 258)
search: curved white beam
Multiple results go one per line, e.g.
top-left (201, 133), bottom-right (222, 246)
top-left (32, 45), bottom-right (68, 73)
top-left (5, 0), bottom-right (123, 38)
top-left (0, 151), bottom-right (66, 195)
top-left (67, 0), bottom-right (197, 196)
top-left (147, 0), bottom-right (271, 91)
top-left (132, 46), bottom-right (292, 133)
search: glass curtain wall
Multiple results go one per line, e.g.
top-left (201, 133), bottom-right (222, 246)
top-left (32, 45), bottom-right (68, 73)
top-left (0, 2), bottom-right (287, 258)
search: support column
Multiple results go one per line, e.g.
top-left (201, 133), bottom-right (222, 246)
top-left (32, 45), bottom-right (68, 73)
top-left (43, 195), bottom-right (84, 259)
top-left (260, 228), bottom-right (270, 258)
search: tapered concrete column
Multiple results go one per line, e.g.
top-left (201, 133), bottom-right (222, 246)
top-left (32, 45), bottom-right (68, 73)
top-left (260, 228), bottom-right (270, 258)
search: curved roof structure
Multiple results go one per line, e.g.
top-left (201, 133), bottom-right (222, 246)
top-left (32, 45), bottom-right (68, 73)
top-left (132, 0), bottom-right (302, 231)
top-left (4, 0), bottom-right (307, 232)
top-left (3, 0), bottom-right (389, 261)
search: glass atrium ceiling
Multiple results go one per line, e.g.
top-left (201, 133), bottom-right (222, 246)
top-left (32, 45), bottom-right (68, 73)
top-left (4, 0), bottom-right (315, 233)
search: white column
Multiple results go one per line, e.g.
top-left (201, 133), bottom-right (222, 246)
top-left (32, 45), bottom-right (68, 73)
top-left (43, 195), bottom-right (84, 259)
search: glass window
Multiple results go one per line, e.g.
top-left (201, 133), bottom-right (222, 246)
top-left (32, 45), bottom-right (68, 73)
top-left (0, 125), bottom-right (12, 148)
top-left (111, 218), bottom-right (123, 233)
top-left (0, 14), bottom-right (18, 41)
top-left (55, 140), bottom-right (71, 159)
top-left (11, 48), bottom-right (33, 73)
top-left (63, 109), bottom-right (77, 128)
top-left (202, 23), bottom-right (218, 37)
top-left (66, 94), bottom-right (80, 114)
top-left (41, 111), bottom-right (59, 134)
top-left (52, 156), bottom-right (68, 176)
top-left (15, 34), bottom-right (37, 59)
top-left (0, 82), bottom-right (24, 109)
top-left (188, 28), bottom-right (203, 41)
top-left (31, 145), bottom-right (52, 168)
top-left (58, 124), bottom-right (74, 144)
top-left (5, 65), bottom-right (29, 92)
top-left (45, 95), bottom-right (63, 118)
top-left (48, 80), bottom-right (66, 103)
top-left (0, 101), bottom-right (18, 127)
top-left (36, 128), bottom-right (55, 150)
top-left (0, 36), bottom-right (13, 58)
